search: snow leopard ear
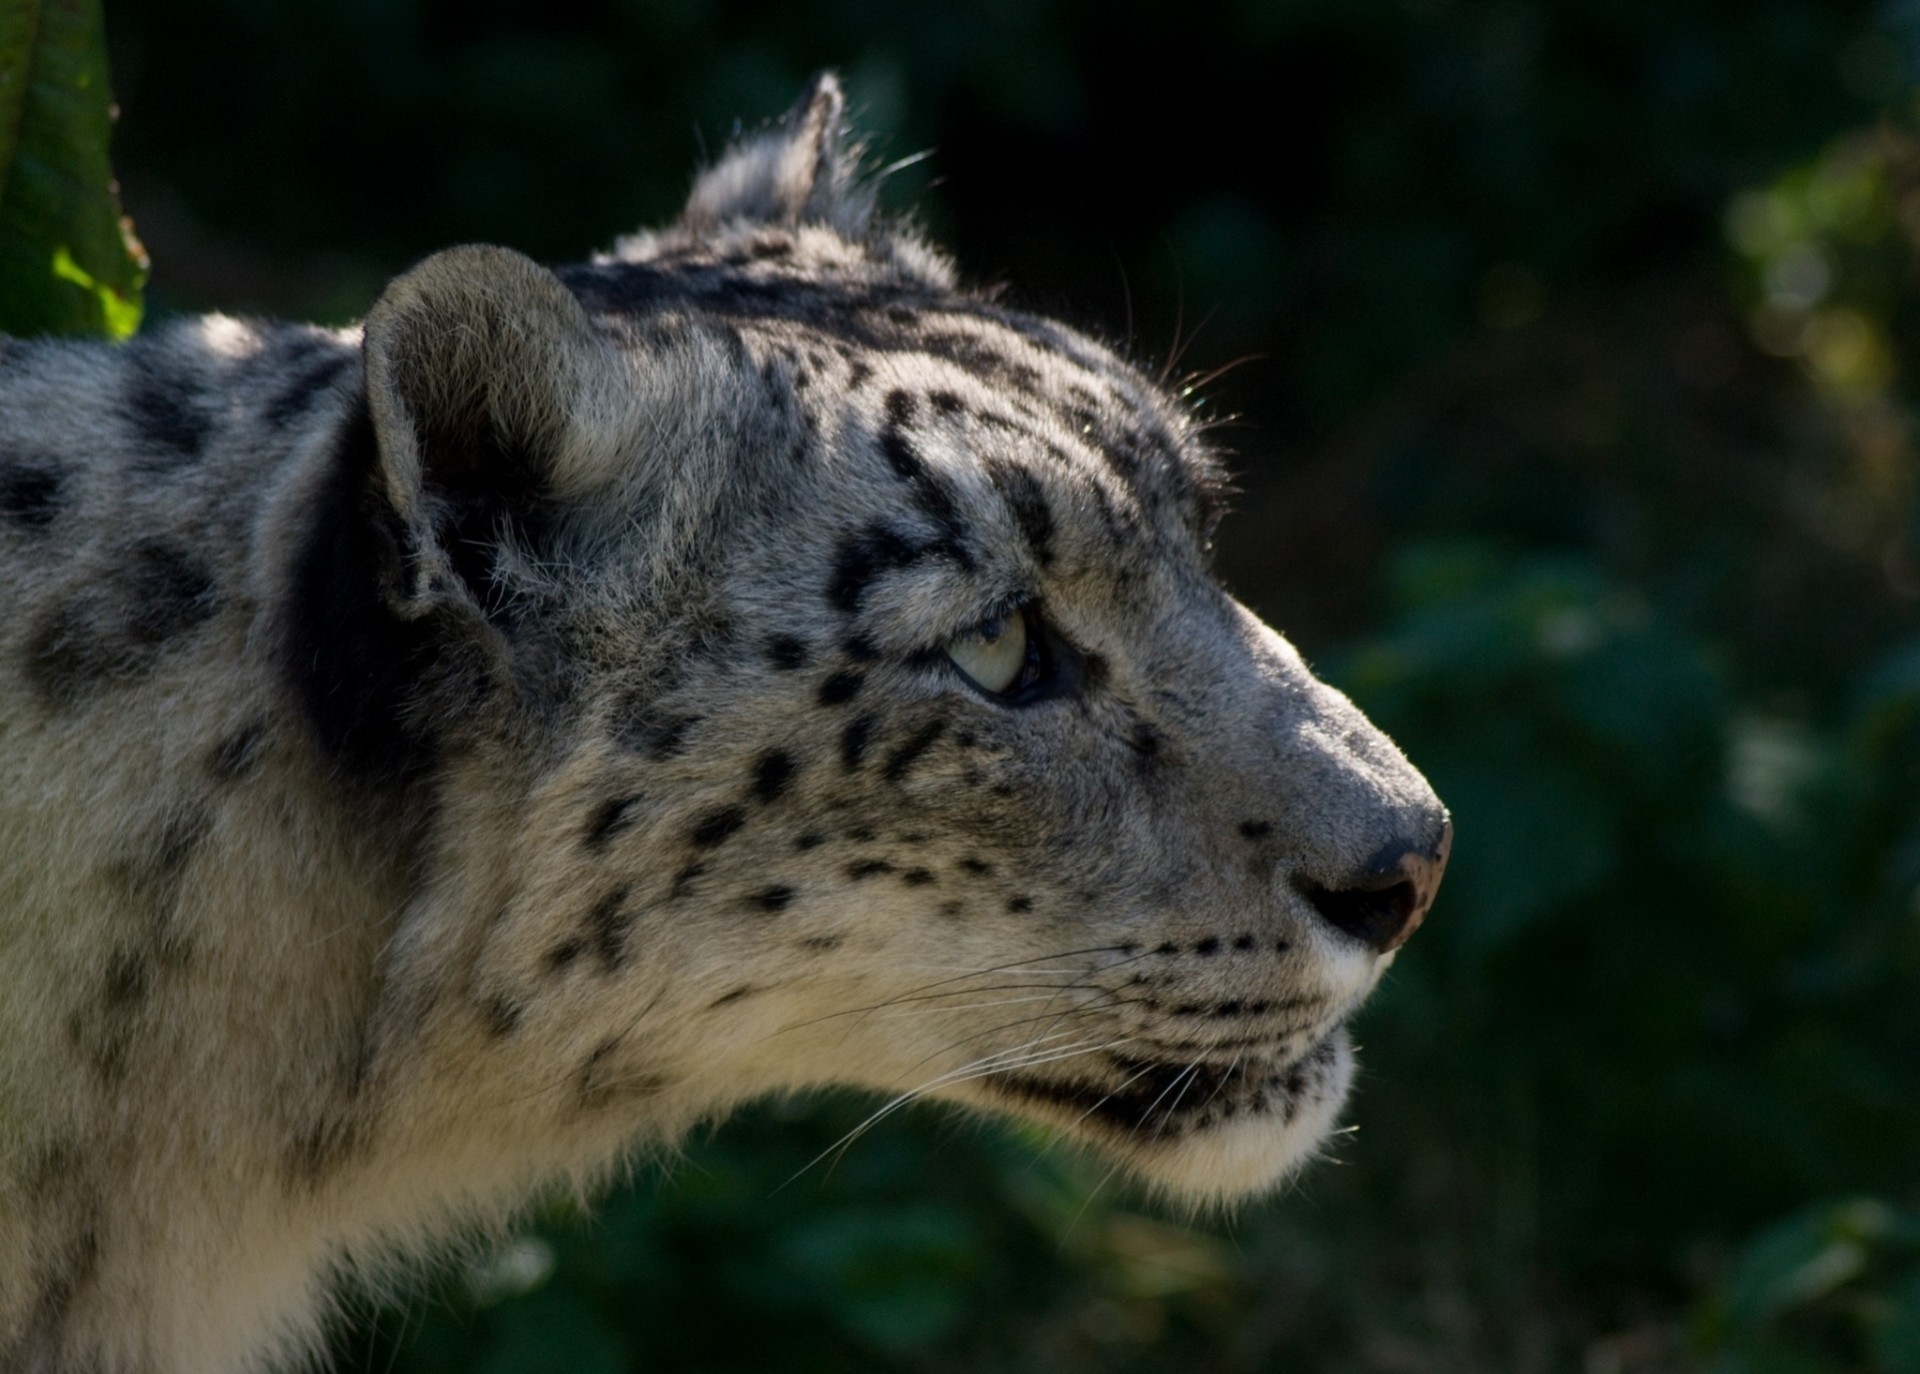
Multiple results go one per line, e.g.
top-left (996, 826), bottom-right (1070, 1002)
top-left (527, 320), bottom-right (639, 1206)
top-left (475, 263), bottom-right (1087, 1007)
top-left (279, 246), bottom-right (641, 783)
top-left (680, 71), bottom-right (874, 233)
top-left (361, 244), bottom-right (637, 604)
top-left (278, 247), bottom-right (637, 782)
top-left (363, 245), bottom-right (631, 517)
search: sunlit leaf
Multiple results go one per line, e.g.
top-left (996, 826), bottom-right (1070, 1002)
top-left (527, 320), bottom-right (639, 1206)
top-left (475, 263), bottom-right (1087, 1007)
top-left (0, 0), bottom-right (144, 338)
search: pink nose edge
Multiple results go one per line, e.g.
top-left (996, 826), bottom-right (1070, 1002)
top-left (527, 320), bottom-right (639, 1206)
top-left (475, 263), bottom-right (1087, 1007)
top-left (1384, 818), bottom-right (1452, 952)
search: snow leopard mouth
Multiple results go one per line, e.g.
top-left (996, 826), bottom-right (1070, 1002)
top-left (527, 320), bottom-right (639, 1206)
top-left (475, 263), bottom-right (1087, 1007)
top-left (985, 1032), bottom-right (1344, 1141)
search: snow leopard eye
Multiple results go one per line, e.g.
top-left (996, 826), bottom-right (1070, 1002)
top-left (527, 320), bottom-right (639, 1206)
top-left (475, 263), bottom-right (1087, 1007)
top-left (947, 610), bottom-right (1030, 695)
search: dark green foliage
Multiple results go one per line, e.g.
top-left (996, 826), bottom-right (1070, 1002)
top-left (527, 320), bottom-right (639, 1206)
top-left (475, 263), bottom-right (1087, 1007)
top-left (47, 0), bottom-right (1920, 1366)
top-left (0, 0), bottom-right (143, 336)
top-left (1698, 1199), bottom-right (1920, 1372)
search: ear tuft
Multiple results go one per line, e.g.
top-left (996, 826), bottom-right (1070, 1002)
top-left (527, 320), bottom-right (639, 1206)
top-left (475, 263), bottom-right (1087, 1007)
top-left (680, 72), bottom-right (874, 234)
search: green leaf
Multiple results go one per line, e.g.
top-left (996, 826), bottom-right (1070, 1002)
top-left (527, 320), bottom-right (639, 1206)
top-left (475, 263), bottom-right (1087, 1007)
top-left (1721, 1200), bottom-right (1920, 1332)
top-left (0, 0), bottom-right (145, 338)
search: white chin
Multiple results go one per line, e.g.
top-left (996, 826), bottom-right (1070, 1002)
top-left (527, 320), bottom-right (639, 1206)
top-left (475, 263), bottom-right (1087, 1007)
top-left (974, 1028), bottom-right (1357, 1208)
top-left (1120, 1031), bottom-right (1354, 1206)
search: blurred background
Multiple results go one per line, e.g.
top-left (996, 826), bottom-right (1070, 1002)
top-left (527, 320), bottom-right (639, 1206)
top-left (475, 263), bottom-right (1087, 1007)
top-left (87, 0), bottom-right (1920, 1368)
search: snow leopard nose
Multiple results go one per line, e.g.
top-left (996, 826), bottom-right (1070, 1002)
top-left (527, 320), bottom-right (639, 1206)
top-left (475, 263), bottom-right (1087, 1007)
top-left (1294, 819), bottom-right (1452, 953)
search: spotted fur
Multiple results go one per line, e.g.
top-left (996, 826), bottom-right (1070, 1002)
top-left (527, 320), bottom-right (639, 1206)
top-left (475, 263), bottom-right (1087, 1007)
top-left (0, 76), bottom-right (1447, 1374)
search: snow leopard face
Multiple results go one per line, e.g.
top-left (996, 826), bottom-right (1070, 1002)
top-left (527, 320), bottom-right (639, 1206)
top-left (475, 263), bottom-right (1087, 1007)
top-left (300, 76), bottom-right (1450, 1203)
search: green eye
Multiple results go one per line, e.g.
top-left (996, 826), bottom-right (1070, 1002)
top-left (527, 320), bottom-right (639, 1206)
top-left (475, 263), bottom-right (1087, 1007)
top-left (947, 611), bottom-right (1029, 694)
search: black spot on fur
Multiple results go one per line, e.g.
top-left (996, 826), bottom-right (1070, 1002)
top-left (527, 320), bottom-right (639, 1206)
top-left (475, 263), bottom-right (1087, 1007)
top-left (263, 346), bottom-right (353, 428)
top-left (1233, 934), bottom-right (1257, 952)
top-left (27, 542), bottom-right (218, 710)
top-left (672, 862), bottom-right (707, 897)
top-left (708, 986), bottom-right (756, 1008)
top-left (843, 634), bottom-right (882, 662)
top-left (149, 810), bottom-right (209, 888)
top-left (1195, 938), bottom-right (1222, 956)
top-left (587, 886), bottom-right (634, 971)
top-left (0, 460), bottom-right (64, 528)
top-left (1238, 820), bottom-right (1273, 839)
top-left (817, 670), bottom-right (865, 706)
top-left (767, 634), bottom-right (808, 670)
top-left (110, 807), bottom-right (211, 971)
top-left (929, 390), bottom-right (966, 416)
top-left (884, 720), bottom-right (947, 782)
top-left (800, 934), bottom-right (842, 951)
top-left (547, 938), bottom-right (585, 972)
top-left (900, 868), bottom-right (936, 887)
top-left (846, 824), bottom-right (876, 842)
top-left (879, 391), bottom-right (973, 564)
top-left (749, 885), bottom-right (797, 912)
top-left (618, 705), bottom-right (699, 760)
top-left (958, 857), bottom-right (992, 876)
top-left (132, 541), bottom-right (218, 636)
top-left (917, 330), bottom-right (1043, 394)
top-left (481, 995), bottom-right (523, 1037)
top-left (827, 523), bottom-right (924, 613)
top-left (584, 796), bottom-right (642, 850)
top-left (847, 859), bottom-right (894, 880)
top-left (690, 806), bottom-right (747, 848)
top-left (753, 750), bottom-right (797, 804)
top-left (25, 603), bottom-right (115, 708)
top-left (101, 950), bottom-right (152, 1008)
top-left (794, 831), bottom-right (826, 851)
top-left (986, 458), bottom-right (1057, 567)
top-left (207, 721), bottom-right (268, 782)
top-left (129, 365), bottom-right (214, 465)
top-left (1128, 722), bottom-right (1163, 760)
top-left (1007, 895), bottom-right (1034, 913)
top-left (840, 715), bottom-right (875, 771)
top-left (22, 1141), bottom-right (75, 1202)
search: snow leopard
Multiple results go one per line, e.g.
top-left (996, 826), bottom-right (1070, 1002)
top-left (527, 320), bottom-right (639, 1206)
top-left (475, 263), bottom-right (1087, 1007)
top-left (0, 74), bottom-right (1450, 1374)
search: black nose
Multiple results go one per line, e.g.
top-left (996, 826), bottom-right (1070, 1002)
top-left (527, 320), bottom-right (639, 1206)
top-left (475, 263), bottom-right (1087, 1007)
top-left (1295, 820), bottom-right (1452, 953)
